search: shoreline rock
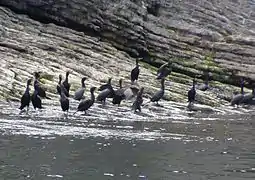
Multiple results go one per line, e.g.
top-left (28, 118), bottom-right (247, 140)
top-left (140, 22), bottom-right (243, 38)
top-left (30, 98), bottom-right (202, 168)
top-left (0, 0), bottom-right (254, 108)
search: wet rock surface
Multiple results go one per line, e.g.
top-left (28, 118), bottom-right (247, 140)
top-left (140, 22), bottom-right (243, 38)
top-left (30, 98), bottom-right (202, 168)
top-left (0, 0), bottom-right (254, 109)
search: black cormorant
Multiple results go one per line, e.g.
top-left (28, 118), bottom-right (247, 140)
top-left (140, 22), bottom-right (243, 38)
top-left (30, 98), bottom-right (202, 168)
top-left (19, 79), bottom-right (32, 112)
top-left (132, 87), bottom-right (144, 112)
top-left (62, 71), bottom-right (71, 97)
top-left (98, 77), bottom-right (112, 91)
top-left (34, 72), bottom-right (51, 99)
top-left (188, 79), bottom-right (196, 106)
top-left (241, 86), bottom-right (255, 104)
top-left (31, 82), bottom-right (42, 110)
top-left (150, 78), bottom-right (165, 105)
top-left (98, 77), bottom-right (114, 98)
top-left (60, 85), bottom-right (69, 112)
top-left (112, 79), bottom-right (126, 105)
top-left (123, 85), bottom-right (140, 100)
top-left (74, 87), bottom-right (96, 115)
top-left (157, 61), bottom-right (172, 79)
top-left (97, 85), bottom-right (115, 105)
top-left (74, 77), bottom-right (87, 101)
top-left (230, 78), bottom-right (244, 106)
top-left (131, 59), bottom-right (140, 83)
top-left (57, 74), bottom-right (62, 95)
top-left (197, 71), bottom-right (212, 91)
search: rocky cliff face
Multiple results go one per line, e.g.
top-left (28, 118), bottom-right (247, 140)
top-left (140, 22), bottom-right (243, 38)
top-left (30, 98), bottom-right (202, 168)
top-left (0, 0), bottom-right (254, 106)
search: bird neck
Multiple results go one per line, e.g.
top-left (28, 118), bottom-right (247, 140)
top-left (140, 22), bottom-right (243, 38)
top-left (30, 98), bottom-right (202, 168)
top-left (81, 80), bottom-right (85, 88)
top-left (34, 79), bottom-right (39, 85)
top-left (34, 85), bottom-right (39, 95)
top-left (25, 83), bottom-right (30, 93)
top-left (65, 74), bottom-right (69, 82)
top-left (192, 83), bottom-right (195, 89)
top-left (90, 91), bottom-right (95, 102)
top-left (160, 79), bottom-right (165, 89)
top-left (58, 77), bottom-right (62, 85)
top-left (240, 85), bottom-right (244, 94)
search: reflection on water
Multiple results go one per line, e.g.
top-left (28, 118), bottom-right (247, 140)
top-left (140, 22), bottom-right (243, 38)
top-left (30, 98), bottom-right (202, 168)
top-left (0, 100), bottom-right (255, 179)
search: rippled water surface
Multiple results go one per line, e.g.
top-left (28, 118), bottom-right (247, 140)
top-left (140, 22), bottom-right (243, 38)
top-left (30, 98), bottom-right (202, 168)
top-left (0, 100), bottom-right (255, 180)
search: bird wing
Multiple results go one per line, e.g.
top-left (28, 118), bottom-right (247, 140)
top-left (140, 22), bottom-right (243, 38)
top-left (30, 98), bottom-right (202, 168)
top-left (188, 89), bottom-right (196, 102)
top-left (57, 85), bottom-right (61, 94)
top-left (78, 99), bottom-right (91, 110)
top-left (157, 63), bottom-right (167, 74)
top-left (115, 88), bottom-right (125, 96)
top-left (37, 86), bottom-right (46, 98)
top-left (97, 89), bottom-right (110, 101)
top-left (151, 89), bottom-right (164, 102)
top-left (63, 81), bottom-right (70, 92)
top-left (74, 88), bottom-right (85, 100)
top-left (131, 67), bottom-right (140, 81)
top-left (19, 94), bottom-right (30, 109)
top-left (98, 84), bottom-right (111, 91)
top-left (231, 94), bottom-right (243, 105)
top-left (240, 93), bottom-right (253, 103)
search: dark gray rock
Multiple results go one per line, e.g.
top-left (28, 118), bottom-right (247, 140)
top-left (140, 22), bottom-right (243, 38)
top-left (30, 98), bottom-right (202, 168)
top-left (0, 0), bottom-right (254, 107)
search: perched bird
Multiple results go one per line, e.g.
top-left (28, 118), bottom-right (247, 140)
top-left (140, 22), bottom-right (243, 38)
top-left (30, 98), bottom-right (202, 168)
top-left (157, 61), bottom-right (172, 79)
top-left (98, 77), bottom-right (114, 98)
top-left (57, 74), bottom-right (62, 95)
top-left (74, 77), bottom-right (87, 101)
top-left (62, 71), bottom-right (71, 97)
top-left (34, 72), bottom-right (45, 97)
top-left (230, 78), bottom-right (245, 106)
top-left (132, 87), bottom-right (144, 112)
top-left (97, 85), bottom-right (115, 105)
top-left (98, 77), bottom-right (112, 91)
top-left (188, 79), bottom-right (196, 106)
top-left (34, 72), bottom-right (51, 99)
top-left (123, 85), bottom-right (140, 100)
top-left (197, 71), bottom-right (212, 91)
top-left (131, 59), bottom-right (140, 83)
top-left (31, 82), bottom-right (42, 110)
top-left (150, 78), bottom-right (165, 105)
top-left (241, 87), bottom-right (255, 104)
top-left (56, 74), bottom-right (68, 96)
top-left (19, 78), bottom-right (32, 112)
top-left (112, 79), bottom-right (126, 105)
top-left (59, 85), bottom-right (69, 112)
top-left (74, 87), bottom-right (96, 115)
